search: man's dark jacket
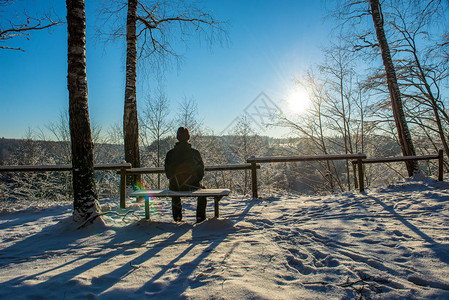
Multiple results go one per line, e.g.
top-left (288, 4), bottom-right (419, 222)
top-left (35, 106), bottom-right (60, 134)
top-left (164, 142), bottom-right (204, 191)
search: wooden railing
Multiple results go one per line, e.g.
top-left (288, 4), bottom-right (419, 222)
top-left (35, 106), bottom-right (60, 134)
top-left (1, 151), bottom-right (444, 205)
top-left (0, 163), bottom-right (132, 173)
top-left (247, 153), bottom-right (367, 197)
top-left (0, 163), bottom-right (259, 208)
top-left (0, 163), bottom-right (132, 203)
top-left (118, 164), bottom-right (260, 208)
top-left (351, 149), bottom-right (444, 185)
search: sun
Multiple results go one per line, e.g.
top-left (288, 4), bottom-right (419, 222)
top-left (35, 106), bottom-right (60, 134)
top-left (286, 88), bottom-right (311, 114)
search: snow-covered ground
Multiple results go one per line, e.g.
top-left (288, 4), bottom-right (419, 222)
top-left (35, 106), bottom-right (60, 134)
top-left (1, 176), bottom-right (449, 299)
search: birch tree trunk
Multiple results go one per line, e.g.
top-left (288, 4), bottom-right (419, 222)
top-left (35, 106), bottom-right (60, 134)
top-left (369, 0), bottom-right (418, 176)
top-left (66, 0), bottom-right (101, 224)
top-left (123, 0), bottom-right (141, 187)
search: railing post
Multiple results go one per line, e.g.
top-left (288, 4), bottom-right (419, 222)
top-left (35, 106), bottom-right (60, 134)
top-left (357, 157), bottom-right (364, 193)
top-left (250, 161), bottom-right (258, 199)
top-left (352, 161), bottom-right (358, 190)
top-left (144, 196), bottom-right (150, 220)
top-left (438, 149), bottom-right (444, 181)
top-left (120, 167), bottom-right (127, 209)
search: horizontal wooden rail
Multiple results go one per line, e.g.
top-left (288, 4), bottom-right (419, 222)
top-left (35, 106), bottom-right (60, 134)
top-left (247, 153), bottom-right (367, 198)
top-left (0, 164), bottom-right (73, 172)
top-left (247, 153), bottom-right (366, 164)
top-left (118, 163), bottom-right (260, 208)
top-left (351, 150), bottom-right (444, 185)
top-left (123, 163), bottom-right (260, 175)
top-left (0, 163), bottom-right (132, 173)
top-left (93, 163), bottom-right (132, 170)
top-left (351, 154), bottom-right (439, 164)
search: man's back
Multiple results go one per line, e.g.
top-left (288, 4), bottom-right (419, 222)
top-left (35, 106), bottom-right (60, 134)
top-left (165, 141), bottom-right (204, 191)
top-left (164, 126), bottom-right (207, 222)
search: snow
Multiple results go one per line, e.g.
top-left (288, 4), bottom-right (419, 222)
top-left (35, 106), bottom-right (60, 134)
top-left (1, 176), bottom-right (449, 299)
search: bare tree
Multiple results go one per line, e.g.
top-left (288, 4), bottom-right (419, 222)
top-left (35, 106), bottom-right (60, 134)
top-left (357, 0), bottom-right (449, 165)
top-left (334, 0), bottom-right (421, 176)
top-left (44, 112), bottom-right (71, 164)
top-left (66, 0), bottom-right (102, 225)
top-left (391, 2), bottom-right (449, 161)
top-left (275, 73), bottom-right (343, 194)
top-left (123, 0), bottom-right (141, 188)
top-left (197, 134), bottom-right (230, 189)
top-left (230, 115), bottom-right (263, 194)
top-left (176, 96), bottom-right (202, 137)
top-left (369, 0), bottom-right (418, 176)
top-left (106, 122), bottom-right (124, 145)
top-left (319, 45), bottom-right (359, 190)
top-left (140, 89), bottom-right (173, 188)
top-left (422, 0), bottom-right (449, 61)
top-left (99, 0), bottom-right (225, 188)
top-left (0, 0), bottom-right (60, 51)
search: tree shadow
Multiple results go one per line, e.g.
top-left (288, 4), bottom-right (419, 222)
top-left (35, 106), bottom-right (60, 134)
top-left (366, 195), bottom-right (449, 265)
top-left (0, 217), bottom-right (192, 298)
top-left (96, 198), bottom-right (260, 298)
top-left (131, 219), bottom-right (235, 298)
top-left (0, 214), bottom-right (91, 267)
top-left (0, 197), bottom-right (262, 298)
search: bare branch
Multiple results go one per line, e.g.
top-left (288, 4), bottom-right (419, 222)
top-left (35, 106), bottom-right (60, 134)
top-left (99, 0), bottom-right (227, 72)
top-left (0, 1), bottom-right (62, 51)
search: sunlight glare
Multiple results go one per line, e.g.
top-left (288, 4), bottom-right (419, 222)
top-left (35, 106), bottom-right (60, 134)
top-left (286, 88), bottom-right (311, 114)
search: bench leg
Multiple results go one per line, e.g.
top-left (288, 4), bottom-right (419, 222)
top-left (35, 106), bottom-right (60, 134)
top-left (214, 196), bottom-right (223, 218)
top-left (145, 197), bottom-right (150, 220)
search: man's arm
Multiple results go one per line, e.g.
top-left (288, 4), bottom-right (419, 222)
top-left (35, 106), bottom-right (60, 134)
top-left (164, 150), bottom-right (174, 179)
top-left (194, 150), bottom-right (205, 181)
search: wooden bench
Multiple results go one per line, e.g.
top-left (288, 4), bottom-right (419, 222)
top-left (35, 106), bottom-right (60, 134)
top-left (129, 189), bottom-right (231, 220)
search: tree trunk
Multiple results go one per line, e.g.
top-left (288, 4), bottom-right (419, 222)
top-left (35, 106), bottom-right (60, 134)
top-left (369, 0), bottom-right (418, 176)
top-left (339, 72), bottom-right (351, 190)
top-left (124, 0), bottom-right (141, 187)
top-left (66, 0), bottom-right (101, 224)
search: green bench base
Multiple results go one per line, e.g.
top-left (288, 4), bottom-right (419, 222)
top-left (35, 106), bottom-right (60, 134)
top-left (129, 189), bottom-right (231, 220)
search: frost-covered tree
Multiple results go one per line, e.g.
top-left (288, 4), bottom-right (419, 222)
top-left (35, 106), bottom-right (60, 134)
top-left (140, 89), bottom-right (173, 188)
top-left (228, 115), bottom-right (263, 194)
top-left (0, 130), bottom-right (73, 203)
top-left (176, 97), bottom-right (202, 139)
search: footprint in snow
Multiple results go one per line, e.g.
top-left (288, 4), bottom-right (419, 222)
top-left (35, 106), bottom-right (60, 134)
top-left (350, 232), bottom-right (366, 238)
top-left (286, 255), bottom-right (314, 275)
top-left (287, 248), bottom-right (308, 259)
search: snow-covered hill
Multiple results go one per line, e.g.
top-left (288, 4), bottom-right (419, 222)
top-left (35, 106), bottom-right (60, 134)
top-left (1, 176), bottom-right (449, 299)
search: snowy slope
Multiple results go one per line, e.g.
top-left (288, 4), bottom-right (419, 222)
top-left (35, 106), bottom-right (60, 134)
top-left (1, 176), bottom-right (449, 299)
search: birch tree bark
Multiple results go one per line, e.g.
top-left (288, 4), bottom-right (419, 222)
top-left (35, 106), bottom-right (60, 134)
top-left (369, 0), bottom-right (418, 176)
top-left (123, 0), bottom-right (141, 187)
top-left (116, 0), bottom-right (224, 188)
top-left (66, 0), bottom-right (102, 224)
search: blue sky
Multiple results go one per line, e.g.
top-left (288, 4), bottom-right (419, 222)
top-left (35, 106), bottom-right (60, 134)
top-left (0, 0), bottom-right (331, 139)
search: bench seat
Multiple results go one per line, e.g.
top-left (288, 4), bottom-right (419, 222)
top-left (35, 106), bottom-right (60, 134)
top-left (129, 189), bottom-right (230, 220)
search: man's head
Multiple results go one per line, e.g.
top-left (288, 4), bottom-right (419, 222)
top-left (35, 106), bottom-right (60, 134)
top-left (176, 127), bottom-right (190, 142)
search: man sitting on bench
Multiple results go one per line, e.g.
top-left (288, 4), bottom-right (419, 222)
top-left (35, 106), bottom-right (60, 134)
top-left (164, 127), bottom-right (207, 223)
